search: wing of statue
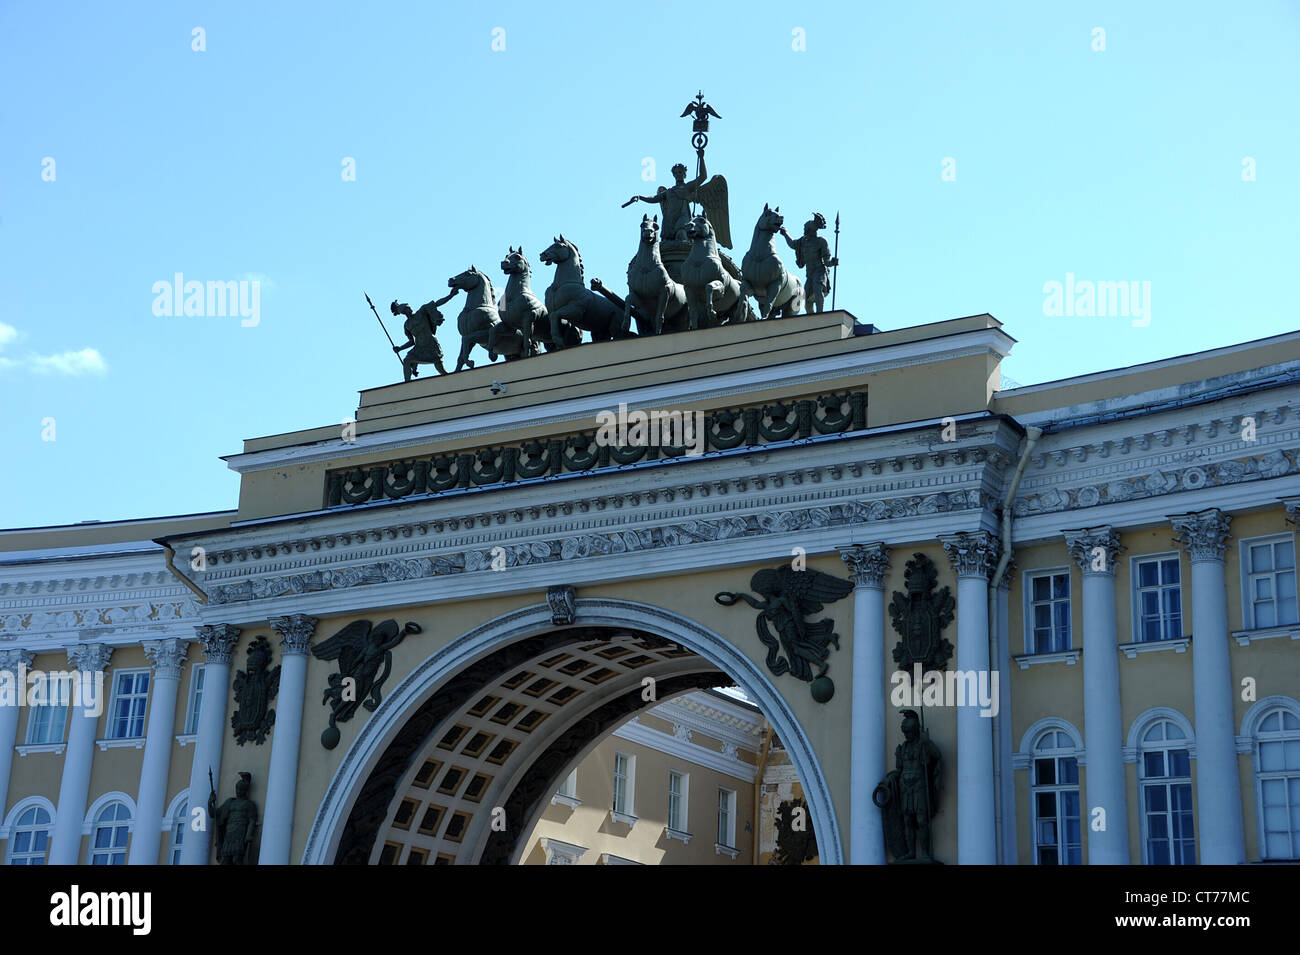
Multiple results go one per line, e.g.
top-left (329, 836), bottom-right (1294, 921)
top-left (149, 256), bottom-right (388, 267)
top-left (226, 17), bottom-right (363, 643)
top-left (311, 619), bottom-right (373, 662)
top-left (696, 175), bottom-right (731, 248)
top-left (780, 566), bottom-right (855, 616)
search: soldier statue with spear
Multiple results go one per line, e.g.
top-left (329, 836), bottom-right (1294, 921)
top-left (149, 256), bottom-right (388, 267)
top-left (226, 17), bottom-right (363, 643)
top-left (779, 212), bottom-right (839, 314)
top-left (366, 289), bottom-right (459, 382)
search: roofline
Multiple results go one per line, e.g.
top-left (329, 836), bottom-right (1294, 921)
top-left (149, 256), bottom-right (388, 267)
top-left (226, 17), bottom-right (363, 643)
top-left (995, 327), bottom-right (1300, 397)
top-left (0, 509), bottom-right (237, 536)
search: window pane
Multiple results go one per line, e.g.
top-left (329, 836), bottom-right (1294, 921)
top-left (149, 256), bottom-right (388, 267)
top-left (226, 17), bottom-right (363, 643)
top-left (1143, 752), bottom-right (1165, 778)
top-left (1033, 576), bottom-right (1050, 600)
top-left (1251, 543), bottom-right (1273, 573)
top-left (1170, 749), bottom-right (1191, 777)
top-left (1053, 574), bottom-right (1069, 599)
top-left (1035, 758), bottom-right (1055, 786)
top-left (1139, 561), bottom-right (1158, 587)
top-left (1161, 558), bottom-right (1180, 584)
top-left (1276, 541), bottom-right (1295, 570)
top-left (1060, 758), bottom-right (1079, 784)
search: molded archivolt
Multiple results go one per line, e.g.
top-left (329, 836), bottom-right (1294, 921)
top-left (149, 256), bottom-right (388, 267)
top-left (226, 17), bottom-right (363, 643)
top-left (303, 599), bottom-right (843, 865)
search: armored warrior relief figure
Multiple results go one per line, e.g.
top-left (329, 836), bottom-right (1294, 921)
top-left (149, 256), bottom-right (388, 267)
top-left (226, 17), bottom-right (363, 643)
top-left (208, 770), bottom-right (259, 865)
top-left (779, 213), bottom-right (838, 314)
top-left (874, 709), bottom-right (943, 862)
top-left (391, 289), bottom-right (458, 381)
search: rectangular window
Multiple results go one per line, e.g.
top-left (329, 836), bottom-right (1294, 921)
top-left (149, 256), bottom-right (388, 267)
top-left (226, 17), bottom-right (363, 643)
top-left (25, 673), bottom-right (71, 745)
top-left (1027, 570), bottom-right (1071, 653)
top-left (717, 788), bottom-right (736, 848)
top-left (668, 771), bottom-right (688, 832)
top-left (1133, 555), bottom-right (1182, 642)
top-left (184, 665), bottom-right (206, 735)
top-left (1032, 756), bottom-right (1082, 864)
top-left (1243, 536), bottom-right (1298, 630)
top-left (612, 753), bottom-right (634, 816)
top-left (107, 670), bottom-right (151, 740)
top-left (556, 769), bottom-right (577, 799)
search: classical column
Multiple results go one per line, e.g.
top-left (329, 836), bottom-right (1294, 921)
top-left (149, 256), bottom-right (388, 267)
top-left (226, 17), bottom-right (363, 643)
top-left (1063, 526), bottom-right (1129, 864)
top-left (49, 643), bottom-right (113, 865)
top-left (995, 563), bottom-right (1018, 865)
top-left (839, 542), bottom-right (891, 865)
top-left (259, 614), bottom-right (316, 865)
top-left (180, 624), bottom-right (240, 866)
top-left (939, 531), bottom-right (999, 865)
top-left (1171, 508), bottom-right (1246, 864)
top-left (129, 638), bottom-right (190, 864)
top-left (0, 649), bottom-right (36, 824)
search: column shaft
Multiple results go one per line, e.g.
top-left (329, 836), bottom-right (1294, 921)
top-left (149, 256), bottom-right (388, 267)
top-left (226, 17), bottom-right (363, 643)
top-left (1066, 527), bottom-right (1129, 864)
top-left (0, 651), bottom-right (35, 823)
top-left (50, 644), bottom-right (113, 865)
top-left (1173, 509), bottom-right (1246, 864)
top-left (841, 543), bottom-right (890, 865)
top-left (129, 639), bottom-right (188, 864)
top-left (180, 625), bottom-right (239, 866)
top-left (941, 532), bottom-right (998, 865)
top-left (259, 615), bottom-right (316, 865)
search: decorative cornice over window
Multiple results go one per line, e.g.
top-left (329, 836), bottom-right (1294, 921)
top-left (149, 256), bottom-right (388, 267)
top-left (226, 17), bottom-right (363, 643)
top-left (715, 843), bottom-right (740, 859)
top-left (610, 810), bottom-right (638, 827)
top-left (325, 391), bottom-right (868, 507)
top-left (665, 827), bottom-right (692, 845)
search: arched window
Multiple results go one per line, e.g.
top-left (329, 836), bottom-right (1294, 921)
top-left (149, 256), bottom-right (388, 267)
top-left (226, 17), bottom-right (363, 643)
top-left (1030, 729), bottom-right (1081, 864)
top-left (88, 802), bottom-right (132, 865)
top-left (168, 799), bottom-right (188, 865)
top-left (1139, 719), bottom-right (1195, 864)
top-left (6, 805), bottom-right (52, 865)
top-left (1252, 705), bottom-right (1300, 860)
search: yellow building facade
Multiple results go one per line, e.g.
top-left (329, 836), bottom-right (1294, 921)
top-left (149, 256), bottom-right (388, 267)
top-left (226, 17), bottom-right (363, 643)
top-left (1, 310), bottom-right (1297, 866)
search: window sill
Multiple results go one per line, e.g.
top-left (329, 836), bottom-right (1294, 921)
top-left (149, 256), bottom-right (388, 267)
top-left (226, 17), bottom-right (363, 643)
top-left (1119, 637), bottom-right (1190, 659)
top-left (16, 742), bottom-right (66, 757)
top-left (175, 733), bottom-right (198, 747)
top-left (610, 810), bottom-right (637, 827)
top-left (1013, 649), bottom-right (1081, 669)
top-left (550, 792), bottom-right (581, 809)
top-left (715, 842), bottom-right (740, 859)
top-left (1232, 625), bottom-right (1300, 647)
top-left (600, 853), bottom-right (642, 865)
top-left (666, 827), bottom-right (692, 844)
top-left (96, 737), bottom-right (146, 751)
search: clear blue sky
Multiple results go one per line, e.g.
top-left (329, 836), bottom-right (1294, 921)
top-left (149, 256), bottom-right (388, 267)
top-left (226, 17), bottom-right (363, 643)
top-left (2, 1), bottom-right (1297, 528)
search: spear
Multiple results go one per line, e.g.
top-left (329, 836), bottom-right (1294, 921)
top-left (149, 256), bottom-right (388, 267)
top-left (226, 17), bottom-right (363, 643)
top-left (365, 292), bottom-right (403, 368)
top-left (831, 212), bottom-right (840, 311)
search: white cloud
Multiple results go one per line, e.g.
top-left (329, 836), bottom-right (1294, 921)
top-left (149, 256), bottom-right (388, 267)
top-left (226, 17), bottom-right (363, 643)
top-left (28, 348), bottom-right (107, 376)
top-left (0, 324), bottom-right (107, 376)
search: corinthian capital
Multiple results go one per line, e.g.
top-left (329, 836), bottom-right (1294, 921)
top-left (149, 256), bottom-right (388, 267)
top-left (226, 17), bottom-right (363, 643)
top-left (143, 638), bottom-right (191, 680)
top-left (939, 531), bottom-right (999, 580)
top-left (269, 614), bottom-right (317, 655)
top-left (66, 643), bottom-right (113, 673)
top-left (839, 542), bottom-right (891, 588)
top-left (1171, 508), bottom-right (1232, 563)
top-left (0, 649), bottom-right (35, 675)
top-left (1063, 526), bottom-right (1123, 577)
top-left (194, 624), bottom-right (241, 664)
